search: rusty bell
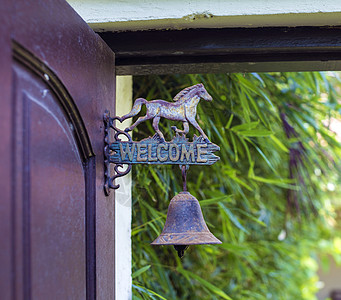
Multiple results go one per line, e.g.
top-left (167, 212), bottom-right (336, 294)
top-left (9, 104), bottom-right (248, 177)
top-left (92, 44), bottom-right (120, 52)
top-left (151, 191), bottom-right (221, 258)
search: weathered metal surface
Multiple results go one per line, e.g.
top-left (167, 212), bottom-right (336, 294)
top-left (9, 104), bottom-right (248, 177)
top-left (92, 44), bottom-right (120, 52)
top-left (151, 191), bottom-right (222, 257)
top-left (103, 110), bottom-right (133, 193)
top-left (120, 83), bottom-right (212, 142)
top-left (105, 83), bottom-right (222, 257)
top-left (181, 165), bottom-right (188, 192)
top-left (173, 245), bottom-right (188, 259)
top-left (104, 83), bottom-right (220, 192)
top-left (109, 135), bottom-right (220, 165)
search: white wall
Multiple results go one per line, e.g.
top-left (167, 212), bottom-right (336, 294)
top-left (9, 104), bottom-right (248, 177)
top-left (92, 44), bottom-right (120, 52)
top-left (67, 0), bottom-right (341, 31)
top-left (115, 76), bottom-right (133, 300)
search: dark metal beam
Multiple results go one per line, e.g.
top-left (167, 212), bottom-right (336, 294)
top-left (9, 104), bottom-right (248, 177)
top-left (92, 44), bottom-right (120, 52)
top-left (98, 26), bottom-right (341, 75)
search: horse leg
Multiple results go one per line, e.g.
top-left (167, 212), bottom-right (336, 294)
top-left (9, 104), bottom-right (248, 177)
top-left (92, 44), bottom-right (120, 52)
top-left (125, 115), bottom-right (151, 132)
top-left (171, 121), bottom-right (189, 135)
top-left (187, 118), bottom-right (210, 142)
top-left (152, 117), bottom-right (165, 141)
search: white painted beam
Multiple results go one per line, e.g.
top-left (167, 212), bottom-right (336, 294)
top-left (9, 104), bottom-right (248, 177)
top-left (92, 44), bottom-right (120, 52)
top-left (115, 76), bottom-right (133, 300)
top-left (67, 0), bottom-right (341, 31)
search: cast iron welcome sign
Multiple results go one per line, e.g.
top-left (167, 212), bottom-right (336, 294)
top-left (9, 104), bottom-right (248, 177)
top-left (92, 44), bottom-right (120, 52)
top-left (110, 135), bottom-right (219, 165)
top-left (103, 83), bottom-right (220, 194)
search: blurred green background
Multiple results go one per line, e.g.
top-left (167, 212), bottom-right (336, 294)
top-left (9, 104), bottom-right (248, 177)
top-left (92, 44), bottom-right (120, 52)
top-left (130, 73), bottom-right (341, 300)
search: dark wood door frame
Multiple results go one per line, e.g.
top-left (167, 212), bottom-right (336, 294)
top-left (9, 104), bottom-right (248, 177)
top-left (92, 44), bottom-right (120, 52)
top-left (0, 0), bottom-right (116, 299)
top-left (99, 26), bottom-right (341, 75)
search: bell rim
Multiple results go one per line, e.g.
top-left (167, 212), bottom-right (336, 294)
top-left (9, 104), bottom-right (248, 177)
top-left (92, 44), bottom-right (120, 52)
top-left (151, 232), bottom-right (222, 246)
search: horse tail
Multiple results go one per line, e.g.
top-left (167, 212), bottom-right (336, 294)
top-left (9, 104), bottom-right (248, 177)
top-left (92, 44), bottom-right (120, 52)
top-left (120, 98), bottom-right (147, 121)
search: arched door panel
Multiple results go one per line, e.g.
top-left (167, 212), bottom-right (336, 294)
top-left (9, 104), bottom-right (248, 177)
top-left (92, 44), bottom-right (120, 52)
top-left (0, 0), bottom-right (116, 299)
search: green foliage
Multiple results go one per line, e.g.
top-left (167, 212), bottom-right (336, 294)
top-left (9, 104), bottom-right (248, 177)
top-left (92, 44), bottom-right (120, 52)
top-left (131, 72), bottom-right (341, 300)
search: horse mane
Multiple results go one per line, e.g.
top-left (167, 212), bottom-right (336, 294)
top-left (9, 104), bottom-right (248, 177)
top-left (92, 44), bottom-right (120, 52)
top-left (173, 83), bottom-right (203, 102)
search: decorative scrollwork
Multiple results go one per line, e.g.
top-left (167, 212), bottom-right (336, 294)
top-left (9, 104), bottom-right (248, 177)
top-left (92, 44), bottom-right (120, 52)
top-left (107, 164), bottom-right (132, 191)
top-left (103, 110), bottom-right (132, 195)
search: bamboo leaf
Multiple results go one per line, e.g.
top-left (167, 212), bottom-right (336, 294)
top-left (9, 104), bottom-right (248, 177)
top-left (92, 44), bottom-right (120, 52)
top-left (177, 268), bottom-right (233, 300)
top-left (199, 195), bottom-right (233, 206)
top-left (238, 129), bottom-right (273, 137)
top-left (231, 121), bottom-right (259, 131)
top-left (219, 203), bottom-right (250, 234)
top-left (131, 72), bottom-right (341, 300)
top-left (133, 283), bottom-right (168, 300)
top-left (225, 114), bottom-right (234, 129)
top-left (132, 265), bottom-right (151, 279)
top-left (270, 135), bottom-right (289, 153)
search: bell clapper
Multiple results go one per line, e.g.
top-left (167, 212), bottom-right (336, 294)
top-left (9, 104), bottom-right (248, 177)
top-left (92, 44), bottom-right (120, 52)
top-left (174, 245), bottom-right (189, 258)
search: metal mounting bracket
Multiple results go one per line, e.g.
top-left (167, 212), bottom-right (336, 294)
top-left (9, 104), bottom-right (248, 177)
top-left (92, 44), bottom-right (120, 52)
top-left (103, 110), bottom-right (132, 195)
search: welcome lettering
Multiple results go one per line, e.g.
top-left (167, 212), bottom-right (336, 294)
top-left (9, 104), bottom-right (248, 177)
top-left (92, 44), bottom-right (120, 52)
top-left (119, 143), bottom-right (135, 161)
top-left (111, 141), bottom-right (219, 166)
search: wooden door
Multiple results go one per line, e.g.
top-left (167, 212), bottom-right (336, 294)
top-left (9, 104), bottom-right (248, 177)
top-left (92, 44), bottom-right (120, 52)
top-left (0, 0), bottom-right (116, 299)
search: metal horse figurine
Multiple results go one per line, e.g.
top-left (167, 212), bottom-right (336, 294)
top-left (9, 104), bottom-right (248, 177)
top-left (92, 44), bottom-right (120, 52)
top-left (118, 83), bottom-right (212, 142)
